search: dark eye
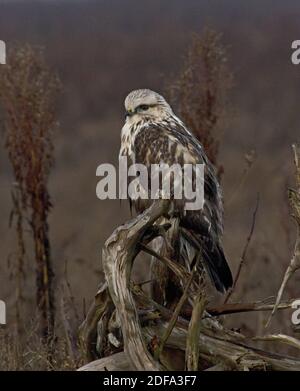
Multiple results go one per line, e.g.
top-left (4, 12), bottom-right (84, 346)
top-left (138, 104), bottom-right (149, 111)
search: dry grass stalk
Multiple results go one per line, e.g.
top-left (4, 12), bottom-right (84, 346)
top-left (0, 318), bottom-right (78, 371)
top-left (0, 44), bottom-right (61, 340)
top-left (224, 194), bottom-right (260, 303)
top-left (167, 29), bottom-right (233, 178)
top-left (227, 149), bottom-right (257, 206)
top-left (185, 286), bottom-right (206, 371)
top-left (9, 185), bottom-right (26, 338)
top-left (266, 144), bottom-right (300, 327)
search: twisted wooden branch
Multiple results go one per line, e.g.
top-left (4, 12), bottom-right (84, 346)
top-left (102, 199), bottom-right (170, 370)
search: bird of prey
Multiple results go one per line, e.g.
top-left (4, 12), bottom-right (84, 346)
top-left (119, 89), bottom-right (232, 294)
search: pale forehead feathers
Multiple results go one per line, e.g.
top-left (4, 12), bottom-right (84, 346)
top-left (124, 89), bottom-right (168, 110)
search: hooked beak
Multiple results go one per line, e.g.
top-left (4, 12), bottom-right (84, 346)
top-left (125, 109), bottom-right (134, 119)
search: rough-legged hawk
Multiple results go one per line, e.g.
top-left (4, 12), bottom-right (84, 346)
top-left (119, 89), bottom-right (232, 294)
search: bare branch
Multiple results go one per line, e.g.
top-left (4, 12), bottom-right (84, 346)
top-left (225, 194), bottom-right (259, 303)
top-left (253, 334), bottom-right (300, 351)
top-left (78, 352), bottom-right (133, 371)
top-left (154, 263), bottom-right (198, 362)
top-left (185, 288), bottom-right (207, 371)
top-left (143, 321), bottom-right (300, 371)
top-left (207, 298), bottom-right (299, 316)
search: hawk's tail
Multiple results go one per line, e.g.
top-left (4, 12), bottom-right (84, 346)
top-left (201, 240), bottom-right (233, 293)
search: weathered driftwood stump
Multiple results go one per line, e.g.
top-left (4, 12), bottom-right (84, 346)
top-left (79, 146), bottom-right (300, 371)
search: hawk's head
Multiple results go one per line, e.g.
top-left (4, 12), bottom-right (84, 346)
top-left (124, 89), bottom-right (173, 123)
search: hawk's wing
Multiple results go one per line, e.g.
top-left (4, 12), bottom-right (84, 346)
top-left (134, 122), bottom-right (223, 236)
top-left (133, 122), bottom-right (233, 292)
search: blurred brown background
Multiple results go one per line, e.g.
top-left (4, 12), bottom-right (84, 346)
top-left (0, 0), bottom-right (300, 338)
